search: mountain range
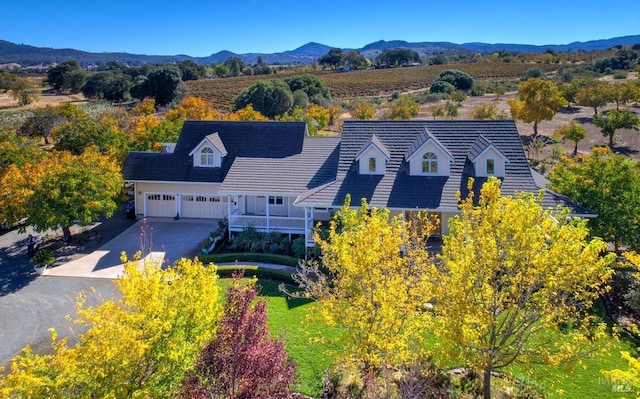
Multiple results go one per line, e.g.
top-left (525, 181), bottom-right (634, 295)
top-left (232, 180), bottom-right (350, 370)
top-left (1, 35), bottom-right (639, 68)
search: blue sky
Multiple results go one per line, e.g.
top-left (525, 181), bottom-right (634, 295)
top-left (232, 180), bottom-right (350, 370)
top-left (2, 1), bottom-right (639, 57)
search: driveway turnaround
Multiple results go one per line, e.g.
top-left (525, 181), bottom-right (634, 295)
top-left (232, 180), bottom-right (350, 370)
top-left (0, 218), bottom-right (215, 367)
top-left (45, 218), bottom-right (216, 279)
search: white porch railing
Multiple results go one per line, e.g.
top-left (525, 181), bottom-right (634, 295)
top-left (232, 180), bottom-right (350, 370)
top-left (229, 213), bottom-right (306, 234)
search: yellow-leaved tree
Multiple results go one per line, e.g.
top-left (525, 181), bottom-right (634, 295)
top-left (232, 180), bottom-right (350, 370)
top-left (602, 251), bottom-right (640, 397)
top-left (427, 177), bottom-right (614, 399)
top-left (287, 196), bottom-right (435, 389)
top-left (508, 77), bottom-right (567, 137)
top-left (0, 257), bottom-right (222, 398)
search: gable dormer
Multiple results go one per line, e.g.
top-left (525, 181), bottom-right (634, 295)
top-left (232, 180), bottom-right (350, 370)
top-left (189, 132), bottom-right (228, 168)
top-left (355, 134), bottom-right (390, 175)
top-left (405, 128), bottom-right (454, 176)
top-left (468, 135), bottom-right (509, 177)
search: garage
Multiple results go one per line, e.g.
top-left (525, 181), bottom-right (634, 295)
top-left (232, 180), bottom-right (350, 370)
top-left (146, 193), bottom-right (177, 217)
top-left (181, 195), bottom-right (226, 219)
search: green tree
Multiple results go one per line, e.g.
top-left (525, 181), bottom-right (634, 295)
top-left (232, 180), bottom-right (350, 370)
top-left (593, 108), bottom-right (640, 147)
top-left (225, 56), bottom-right (246, 77)
top-left (178, 60), bottom-right (207, 81)
top-left (554, 120), bottom-right (587, 155)
top-left (375, 48), bottom-right (420, 68)
top-left (213, 62), bottom-right (229, 78)
top-left (53, 112), bottom-right (129, 159)
top-left (82, 70), bottom-right (132, 102)
top-left (284, 74), bottom-right (331, 104)
top-left (508, 78), bottom-right (567, 137)
top-left (47, 60), bottom-right (82, 90)
top-left (9, 77), bottom-right (40, 105)
top-left (234, 79), bottom-right (292, 118)
top-left (384, 95), bottom-right (420, 120)
top-left (291, 89), bottom-right (309, 110)
top-left (548, 147), bottom-right (640, 252)
top-left (318, 48), bottom-right (344, 69)
top-left (428, 177), bottom-right (614, 399)
top-left (342, 50), bottom-right (369, 69)
top-left (287, 197), bottom-right (434, 380)
top-left (0, 70), bottom-right (17, 92)
top-left (0, 257), bottom-right (222, 398)
top-left (19, 103), bottom-right (85, 145)
top-left (436, 69), bottom-right (475, 91)
top-left (62, 69), bottom-right (87, 93)
top-left (145, 66), bottom-right (186, 107)
top-left (0, 148), bottom-right (123, 241)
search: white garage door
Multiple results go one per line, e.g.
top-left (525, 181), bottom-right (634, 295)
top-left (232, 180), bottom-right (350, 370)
top-left (146, 193), bottom-right (176, 217)
top-left (181, 195), bottom-right (226, 219)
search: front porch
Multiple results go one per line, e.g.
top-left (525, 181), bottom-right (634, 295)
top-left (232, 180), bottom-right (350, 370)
top-left (224, 193), bottom-right (333, 247)
top-left (228, 212), bottom-right (306, 235)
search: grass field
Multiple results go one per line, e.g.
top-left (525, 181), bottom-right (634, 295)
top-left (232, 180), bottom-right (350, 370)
top-left (234, 278), bottom-right (636, 398)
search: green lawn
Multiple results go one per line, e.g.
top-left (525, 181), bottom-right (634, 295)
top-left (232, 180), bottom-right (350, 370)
top-left (221, 278), bottom-right (637, 398)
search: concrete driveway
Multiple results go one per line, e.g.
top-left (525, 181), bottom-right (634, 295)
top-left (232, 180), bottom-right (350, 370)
top-left (45, 218), bottom-right (216, 279)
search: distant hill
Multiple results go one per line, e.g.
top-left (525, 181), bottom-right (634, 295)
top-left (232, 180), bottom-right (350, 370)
top-left (1, 35), bottom-right (639, 68)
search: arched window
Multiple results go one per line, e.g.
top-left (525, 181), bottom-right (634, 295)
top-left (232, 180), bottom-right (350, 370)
top-left (201, 147), bottom-right (214, 166)
top-left (422, 152), bottom-right (438, 174)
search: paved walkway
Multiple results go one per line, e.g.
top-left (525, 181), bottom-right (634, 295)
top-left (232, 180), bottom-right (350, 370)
top-left (44, 218), bottom-right (216, 279)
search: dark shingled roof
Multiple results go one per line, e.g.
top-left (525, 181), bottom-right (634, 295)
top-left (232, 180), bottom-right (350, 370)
top-left (219, 137), bottom-right (340, 195)
top-left (295, 120), bottom-right (594, 216)
top-left (405, 127), bottom-right (454, 160)
top-left (123, 120), bottom-right (308, 183)
top-left (355, 134), bottom-right (391, 160)
top-left (467, 134), bottom-right (503, 161)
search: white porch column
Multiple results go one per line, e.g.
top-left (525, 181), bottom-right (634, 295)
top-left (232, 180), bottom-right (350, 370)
top-left (266, 196), bottom-right (270, 232)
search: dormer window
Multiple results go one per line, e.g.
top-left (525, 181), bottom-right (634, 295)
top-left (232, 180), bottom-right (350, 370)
top-left (201, 147), bottom-right (214, 166)
top-left (467, 135), bottom-right (508, 177)
top-left (486, 158), bottom-right (495, 175)
top-left (422, 152), bottom-right (438, 174)
top-left (355, 134), bottom-right (389, 175)
top-left (405, 128), bottom-right (453, 177)
top-left (189, 132), bottom-right (227, 168)
top-left (368, 157), bottom-right (377, 172)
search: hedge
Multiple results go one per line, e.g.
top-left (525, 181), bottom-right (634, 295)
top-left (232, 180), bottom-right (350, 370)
top-left (198, 252), bottom-right (300, 267)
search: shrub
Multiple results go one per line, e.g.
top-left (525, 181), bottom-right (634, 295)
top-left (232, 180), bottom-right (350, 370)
top-left (292, 89), bottom-right (309, 110)
top-left (351, 101), bottom-right (375, 120)
top-left (429, 80), bottom-right (455, 94)
top-left (436, 69), bottom-right (475, 90)
top-left (525, 67), bottom-right (544, 80)
top-left (614, 70), bottom-right (629, 79)
top-left (292, 237), bottom-right (307, 259)
top-left (199, 252), bottom-right (300, 267)
top-left (32, 249), bottom-right (55, 267)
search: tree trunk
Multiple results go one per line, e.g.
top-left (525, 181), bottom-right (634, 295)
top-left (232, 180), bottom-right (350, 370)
top-left (533, 121), bottom-right (538, 137)
top-left (483, 366), bottom-right (492, 399)
top-left (609, 133), bottom-right (615, 148)
top-left (573, 140), bottom-right (579, 156)
top-left (62, 225), bottom-right (72, 242)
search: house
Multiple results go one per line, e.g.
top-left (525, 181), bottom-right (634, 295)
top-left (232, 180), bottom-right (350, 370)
top-left (122, 120), bottom-right (593, 247)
